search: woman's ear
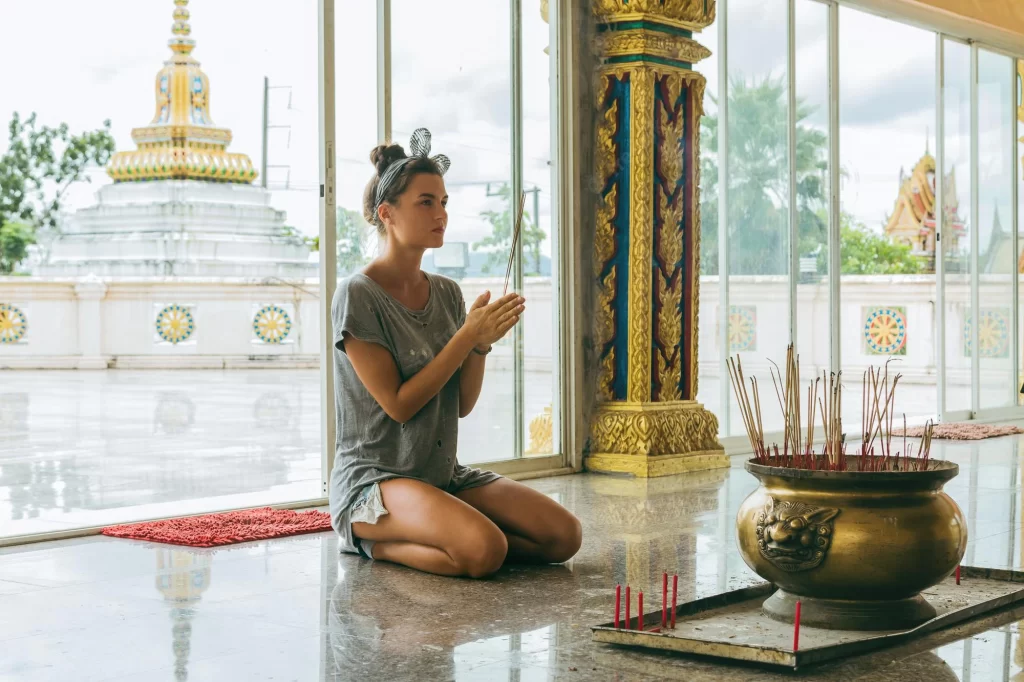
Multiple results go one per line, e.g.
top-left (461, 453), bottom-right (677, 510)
top-left (377, 203), bottom-right (390, 227)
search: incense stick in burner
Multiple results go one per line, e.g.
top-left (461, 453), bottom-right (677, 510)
top-left (727, 344), bottom-right (932, 472)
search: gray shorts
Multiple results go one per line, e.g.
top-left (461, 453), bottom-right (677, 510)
top-left (349, 482), bottom-right (388, 559)
top-left (336, 467), bottom-right (501, 559)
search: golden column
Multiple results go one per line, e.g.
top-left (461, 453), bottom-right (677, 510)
top-left (586, 0), bottom-right (726, 477)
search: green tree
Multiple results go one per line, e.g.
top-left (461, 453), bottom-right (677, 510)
top-left (0, 112), bottom-right (115, 273)
top-left (336, 207), bottom-right (373, 275)
top-left (0, 222), bottom-right (36, 275)
top-left (834, 212), bottom-right (922, 275)
top-left (293, 208), bottom-right (373, 276)
top-left (700, 76), bottom-right (921, 277)
top-left (473, 183), bottom-right (546, 276)
top-left (700, 76), bottom-right (828, 276)
top-left (280, 224), bottom-right (318, 254)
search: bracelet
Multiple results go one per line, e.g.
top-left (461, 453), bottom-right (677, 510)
top-left (472, 345), bottom-right (492, 356)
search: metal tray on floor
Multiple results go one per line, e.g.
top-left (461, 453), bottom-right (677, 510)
top-left (591, 566), bottom-right (1024, 670)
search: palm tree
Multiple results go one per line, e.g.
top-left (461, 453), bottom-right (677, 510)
top-left (700, 75), bottom-right (828, 276)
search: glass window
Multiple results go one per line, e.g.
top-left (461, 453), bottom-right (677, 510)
top-left (840, 8), bottom-right (937, 425)
top-left (0, 0), bottom-right (323, 538)
top-left (695, 7), bottom-right (719, 423)
top-left (1019, 59), bottom-right (1024, 408)
top-left (393, 0), bottom-right (515, 464)
top-left (977, 48), bottom-right (1015, 410)
top-left (943, 39), bottom-right (973, 414)
top-left (390, 0), bottom-right (561, 464)
top-left (724, 0), bottom-right (790, 436)
top-left (335, 0), bottom-right (378, 278)
top-left (795, 0), bottom-right (830, 394)
top-left (521, 0), bottom-right (561, 458)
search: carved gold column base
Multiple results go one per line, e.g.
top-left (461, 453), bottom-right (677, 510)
top-left (586, 451), bottom-right (729, 477)
top-left (585, 401), bottom-right (727, 478)
top-left (525, 406), bottom-right (553, 455)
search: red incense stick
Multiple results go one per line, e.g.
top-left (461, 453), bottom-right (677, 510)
top-left (671, 574), bottom-right (678, 628)
top-left (956, 565), bottom-right (961, 585)
top-left (793, 601), bottom-right (802, 651)
top-left (661, 572), bottom-right (668, 628)
top-left (625, 586), bottom-right (631, 630)
top-left (637, 591), bottom-right (644, 631)
top-left (614, 584), bottom-right (621, 628)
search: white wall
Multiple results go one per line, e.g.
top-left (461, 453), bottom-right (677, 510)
top-left (3, 274), bottom-right (1016, 388)
top-left (0, 276), bottom-right (555, 371)
top-left (698, 274), bottom-right (1019, 387)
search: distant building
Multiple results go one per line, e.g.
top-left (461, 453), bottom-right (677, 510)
top-left (883, 150), bottom-right (965, 271)
top-left (982, 206), bottom-right (1024, 275)
top-left (36, 0), bottom-right (315, 279)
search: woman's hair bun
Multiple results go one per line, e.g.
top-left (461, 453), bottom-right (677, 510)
top-left (369, 143), bottom-right (407, 175)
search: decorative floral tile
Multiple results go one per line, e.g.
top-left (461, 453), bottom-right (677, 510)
top-left (964, 308), bottom-right (1010, 359)
top-left (0, 303), bottom-right (28, 345)
top-left (863, 306), bottom-right (907, 356)
top-left (252, 304), bottom-right (294, 345)
top-left (728, 305), bottom-right (757, 353)
top-left (154, 304), bottom-right (196, 345)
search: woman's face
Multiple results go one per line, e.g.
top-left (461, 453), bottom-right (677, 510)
top-left (380, 172), bottom-right (448, 250)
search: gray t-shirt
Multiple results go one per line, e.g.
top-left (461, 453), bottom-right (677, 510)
top-left (328, 271), bottom-right (499, 553)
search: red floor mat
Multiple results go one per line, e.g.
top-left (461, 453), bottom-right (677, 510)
top-left (101, 507), bottom-right (332, 547)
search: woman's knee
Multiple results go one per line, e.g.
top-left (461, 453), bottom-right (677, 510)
top-left (543, 511), bottom-right (583, 563)
top-left (451, 523), bottom-right (508, 578)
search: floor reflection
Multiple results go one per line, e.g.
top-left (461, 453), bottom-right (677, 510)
top-left (325, 558), bottom-right (576, 679)
top-left (2, 429), bottom-right (1024, 680)
top-left (153, 393), bottom-right (196, 436)
top-left (0, 368), bottom-right (553, 537)
top-left (156, 550), bottom-right (213, 682)
top-left (0, 371), bottom-right (321, 534)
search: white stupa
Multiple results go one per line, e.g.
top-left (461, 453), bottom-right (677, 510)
top-left (37, 0), bottom-right (316, 279)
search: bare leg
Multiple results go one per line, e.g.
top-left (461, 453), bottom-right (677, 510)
top-left (455, 478), bottom-right (582, 564)
top-left (351, 478), bottom-right (508, 578)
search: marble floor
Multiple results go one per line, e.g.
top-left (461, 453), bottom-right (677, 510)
top-left (2, 431), bottom-right (1024, 680)
top-left (0, 369), bottom-right (555, 537)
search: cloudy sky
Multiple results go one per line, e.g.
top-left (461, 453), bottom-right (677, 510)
top-left (703, 0), bottom-right (1018, 251)
top-left (0, 0), bottom-right (554, 255)
top-left (0, 0), bottom-right (1016, 257)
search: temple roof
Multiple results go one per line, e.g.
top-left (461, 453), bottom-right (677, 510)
top-left (106, 0), bottom-right (257, 184)
top-left (884, 151), bottom-right (964, 238)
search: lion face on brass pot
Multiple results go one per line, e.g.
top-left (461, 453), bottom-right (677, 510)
top-left (756, 497), bottom-right (839, 572)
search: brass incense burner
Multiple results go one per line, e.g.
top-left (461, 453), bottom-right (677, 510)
top-left (737, 457), bottom-right (966, 630)
top-left (728, 346), bottom-right (968, 630)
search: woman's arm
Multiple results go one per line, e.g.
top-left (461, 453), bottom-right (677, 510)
top-left (344, 327), bottom-right (476, 424)
top-left (344, 293), bottom-right (522, 424)
top-left (458, 348), bottom-right (487, 418)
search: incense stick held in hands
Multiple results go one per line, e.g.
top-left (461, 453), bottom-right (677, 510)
top-left (503, 191), bottom-right (526, 296)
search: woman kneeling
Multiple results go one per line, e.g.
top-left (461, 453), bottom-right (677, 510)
top-left (328, 130), bottom-right (582, 578)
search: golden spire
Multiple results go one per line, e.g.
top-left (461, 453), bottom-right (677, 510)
top-left (170, 0), bottom-right (195, 56)
top-left (107, 0), bottom-right (258, 183)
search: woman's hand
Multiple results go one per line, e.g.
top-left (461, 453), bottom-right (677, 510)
top-left (464, 291), bottom-right (525, 349)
